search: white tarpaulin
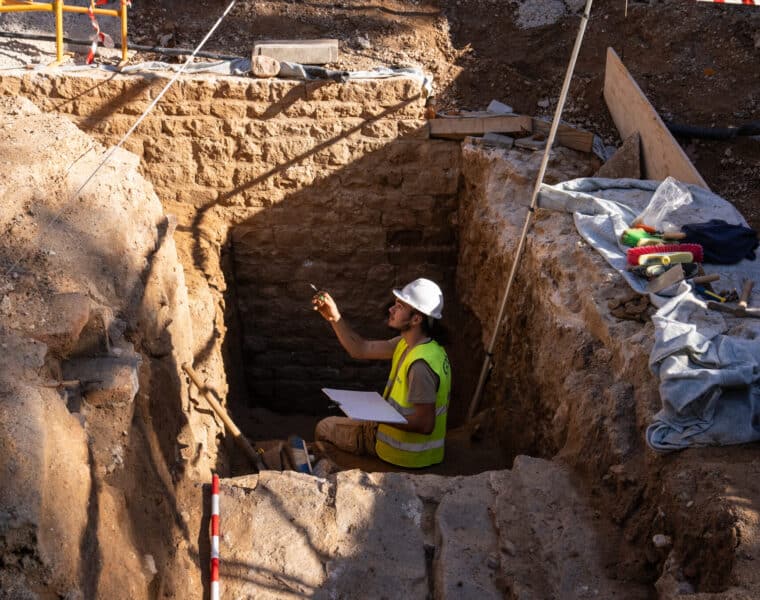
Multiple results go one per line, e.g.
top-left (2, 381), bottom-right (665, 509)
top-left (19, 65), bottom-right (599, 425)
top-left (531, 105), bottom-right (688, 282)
top-left (538, 177), bottom-right (760, 452)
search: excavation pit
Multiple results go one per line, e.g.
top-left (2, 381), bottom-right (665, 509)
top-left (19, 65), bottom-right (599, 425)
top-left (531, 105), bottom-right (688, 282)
top-left (2, 70), bottom-right (758, 599)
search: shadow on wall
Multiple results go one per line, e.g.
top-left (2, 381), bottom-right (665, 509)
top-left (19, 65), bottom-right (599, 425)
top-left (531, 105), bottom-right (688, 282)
top-left (177, 87), bottom-right (483, 426)
top-left (227, 131), bottom-right (475, 417)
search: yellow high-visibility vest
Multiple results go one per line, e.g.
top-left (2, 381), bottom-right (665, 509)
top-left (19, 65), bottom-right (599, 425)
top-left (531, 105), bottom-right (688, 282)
top-left (376, 338), bottom-right (451, 468)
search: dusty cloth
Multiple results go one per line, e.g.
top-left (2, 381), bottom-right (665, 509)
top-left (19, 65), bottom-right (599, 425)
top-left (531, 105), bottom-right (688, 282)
top-left (106, 61), bottom-right (432, 94)
top-left (315, 417), bottom-right (378, 456)
top-left (538, 177), bottom-right (760, 452)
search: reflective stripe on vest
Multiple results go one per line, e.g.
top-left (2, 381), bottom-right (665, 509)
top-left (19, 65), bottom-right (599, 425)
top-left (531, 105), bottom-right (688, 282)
top-left (386, 396), bottom-right (416, 416)
top-left (375, 338), bottom-right (451, 469)
top-left (376, 431), bottom-right (445, 452)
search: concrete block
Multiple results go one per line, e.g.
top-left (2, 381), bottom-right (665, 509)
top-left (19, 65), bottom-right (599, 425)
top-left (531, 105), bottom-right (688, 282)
top-left (253, 39), bottom-right (339, 65)
top-left (487, 99), bottom-right (514, 114)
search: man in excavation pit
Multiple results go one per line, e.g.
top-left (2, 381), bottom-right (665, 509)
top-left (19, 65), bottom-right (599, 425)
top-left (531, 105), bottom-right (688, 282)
top-left (312, 278), bottom-right (451, 468)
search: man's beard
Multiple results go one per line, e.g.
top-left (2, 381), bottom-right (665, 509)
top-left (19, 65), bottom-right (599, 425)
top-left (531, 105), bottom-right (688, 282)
top-left (389, 316), bottom-right (413, 332)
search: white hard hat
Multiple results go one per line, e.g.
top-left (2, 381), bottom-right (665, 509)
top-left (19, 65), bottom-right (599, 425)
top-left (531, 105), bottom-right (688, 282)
top-left (393, 278), bottom-right (444, 320)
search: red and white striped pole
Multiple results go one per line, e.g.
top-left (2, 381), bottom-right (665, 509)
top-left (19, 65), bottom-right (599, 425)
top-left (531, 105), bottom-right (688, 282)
top-left (696, 1), bottom-right (759, 5)
top-left (211, 473), bottom-right (220, 600)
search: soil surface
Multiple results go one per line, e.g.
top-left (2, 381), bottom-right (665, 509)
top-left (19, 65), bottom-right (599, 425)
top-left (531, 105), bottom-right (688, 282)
top-left (124, 0), bottom-right (760, 229)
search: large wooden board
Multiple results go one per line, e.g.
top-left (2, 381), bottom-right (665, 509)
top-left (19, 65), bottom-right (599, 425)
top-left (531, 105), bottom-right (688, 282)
top-left (429, 114), bottom-right (532, 139)
top-left (603, 47), bottom-right (708, 189)
top-left (532, 118), bottom-right (594, 153)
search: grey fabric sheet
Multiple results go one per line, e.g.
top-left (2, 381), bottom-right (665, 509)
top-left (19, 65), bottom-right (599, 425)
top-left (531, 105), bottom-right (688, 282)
top-left (537, 177), bottom-right (760, 452)
top-left (104, 60), bottom-right (433, 94)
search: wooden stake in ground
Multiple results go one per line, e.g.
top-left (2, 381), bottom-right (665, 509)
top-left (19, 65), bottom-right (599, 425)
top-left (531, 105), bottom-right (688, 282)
top-left (183, 362), bottom-right (263, 471)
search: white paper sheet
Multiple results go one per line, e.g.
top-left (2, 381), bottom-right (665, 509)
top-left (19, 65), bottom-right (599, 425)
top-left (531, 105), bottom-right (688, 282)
top-left (321, 388), bottom-right (408, 424)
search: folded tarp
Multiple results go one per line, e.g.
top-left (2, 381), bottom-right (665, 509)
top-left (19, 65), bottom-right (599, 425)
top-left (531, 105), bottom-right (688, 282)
top-left (537, 177), bottom-right (760, 452)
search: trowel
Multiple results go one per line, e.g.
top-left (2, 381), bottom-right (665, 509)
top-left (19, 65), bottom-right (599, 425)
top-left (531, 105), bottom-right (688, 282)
top-left (646, 264), bottom-right (720, 295)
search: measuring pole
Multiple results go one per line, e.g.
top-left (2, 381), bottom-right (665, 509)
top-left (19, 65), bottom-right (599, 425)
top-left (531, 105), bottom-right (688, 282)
top-left (467, 0), bottom-right (595, 421)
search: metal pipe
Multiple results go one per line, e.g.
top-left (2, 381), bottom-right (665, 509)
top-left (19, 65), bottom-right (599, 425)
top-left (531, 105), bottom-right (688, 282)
top-left (0, 30), bottom-right (243, 61)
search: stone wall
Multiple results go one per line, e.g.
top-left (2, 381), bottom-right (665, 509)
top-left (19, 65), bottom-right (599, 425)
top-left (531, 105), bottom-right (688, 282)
top-left (1, 71), bottom-right (465, 414)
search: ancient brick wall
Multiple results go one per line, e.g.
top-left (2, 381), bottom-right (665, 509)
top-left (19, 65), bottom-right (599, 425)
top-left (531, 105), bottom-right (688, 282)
top-left (1, 71), bottom-right (464, 414)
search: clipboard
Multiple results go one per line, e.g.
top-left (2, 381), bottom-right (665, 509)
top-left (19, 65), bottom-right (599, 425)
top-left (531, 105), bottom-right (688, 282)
top-left (321, 388), bottom-right (407, 424)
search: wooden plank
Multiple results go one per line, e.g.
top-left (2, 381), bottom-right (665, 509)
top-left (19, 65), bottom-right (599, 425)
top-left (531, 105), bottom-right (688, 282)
top-left (532, 118), bottom-right (594, 153)
top-left (429, 114), bottom-right (532, 139)
top-left (603, 47), bottom-right (709, 189)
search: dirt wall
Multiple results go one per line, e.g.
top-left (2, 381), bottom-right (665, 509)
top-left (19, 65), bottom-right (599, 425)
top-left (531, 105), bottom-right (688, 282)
top-left (0, 96), bottom-right (205, 599)
top-left (455, 141), bottom-right (657, 471)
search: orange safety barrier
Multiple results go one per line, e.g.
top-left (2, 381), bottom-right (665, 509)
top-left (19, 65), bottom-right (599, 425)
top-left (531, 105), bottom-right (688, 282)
top-left (0, 0), bottom-right (129, 65)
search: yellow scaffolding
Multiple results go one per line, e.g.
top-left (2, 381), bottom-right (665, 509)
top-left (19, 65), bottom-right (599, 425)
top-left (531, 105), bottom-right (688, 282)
top-left (0, 0), bottom-right (129, 65)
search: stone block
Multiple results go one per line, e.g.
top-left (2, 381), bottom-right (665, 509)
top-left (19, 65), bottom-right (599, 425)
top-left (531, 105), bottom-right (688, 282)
top-left (273, 225), bottom-right (313, 250)
top-left (62, 355), bottom-right (141, 407)
top-left (281, 100), bottom-right (318, 119)
top-left (212, 80), bottom-right (250, 101)
top-left (32, 292), bottom-right (91, 355)
top-left (312, 142), bottom-right (352, 167)
top-left (268, 81), bottom-right (305, 103)
top-left (180, 80), bottom-right (216, 103)
top-left (251, 55), bottom-right (281, 79)
top-left (397, 120), bottom-right (429, 138)
top-left (304, 81), bottom-right (342, 101)
top-left (195, 162), bottom-right (236, 187)
top-left (402, 167), bottom-right (460, 196)
top-left (210, 101), bottom-right (248, 120)
top-left (186, 117), bottom-right (225, 139)
top-left (245, 82), bottom-right (270, 102)
top-left (253, 39), bottom-right (338, 65)
top-left (148, 162), bottom-right (197, 191)
top-left (0, 76), bottom-right (22, 98)
top-left (362, 120), bottom-right (397, 139)
top-left (192, 136), bottom-right (235, 161)
top-left (595, 131), bottom-right (641, 179)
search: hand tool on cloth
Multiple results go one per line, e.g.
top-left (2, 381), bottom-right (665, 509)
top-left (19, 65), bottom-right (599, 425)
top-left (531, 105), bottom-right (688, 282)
top-left (708, 280), bottom-right (760, 319)
top-left (627, 243), bottom-right (704, 265)
top-left (645, 265), bottom-right (719, 294)
top-left (636, 251), bottom-right (694, 267)
top-left (621, 228), bottom-right (686, 247)
top-left (634, 261), bottom-right (700, 282)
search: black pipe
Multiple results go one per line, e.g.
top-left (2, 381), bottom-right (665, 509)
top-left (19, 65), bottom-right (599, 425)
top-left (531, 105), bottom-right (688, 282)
top-left (666, 120), bottom-right (760, 141)
top-left (0, 30), bottom-right (244, 61)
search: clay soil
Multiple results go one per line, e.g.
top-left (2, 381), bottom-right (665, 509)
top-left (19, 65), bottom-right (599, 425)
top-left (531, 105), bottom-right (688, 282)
top-left (131, 0), bottom-right (760, 229)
